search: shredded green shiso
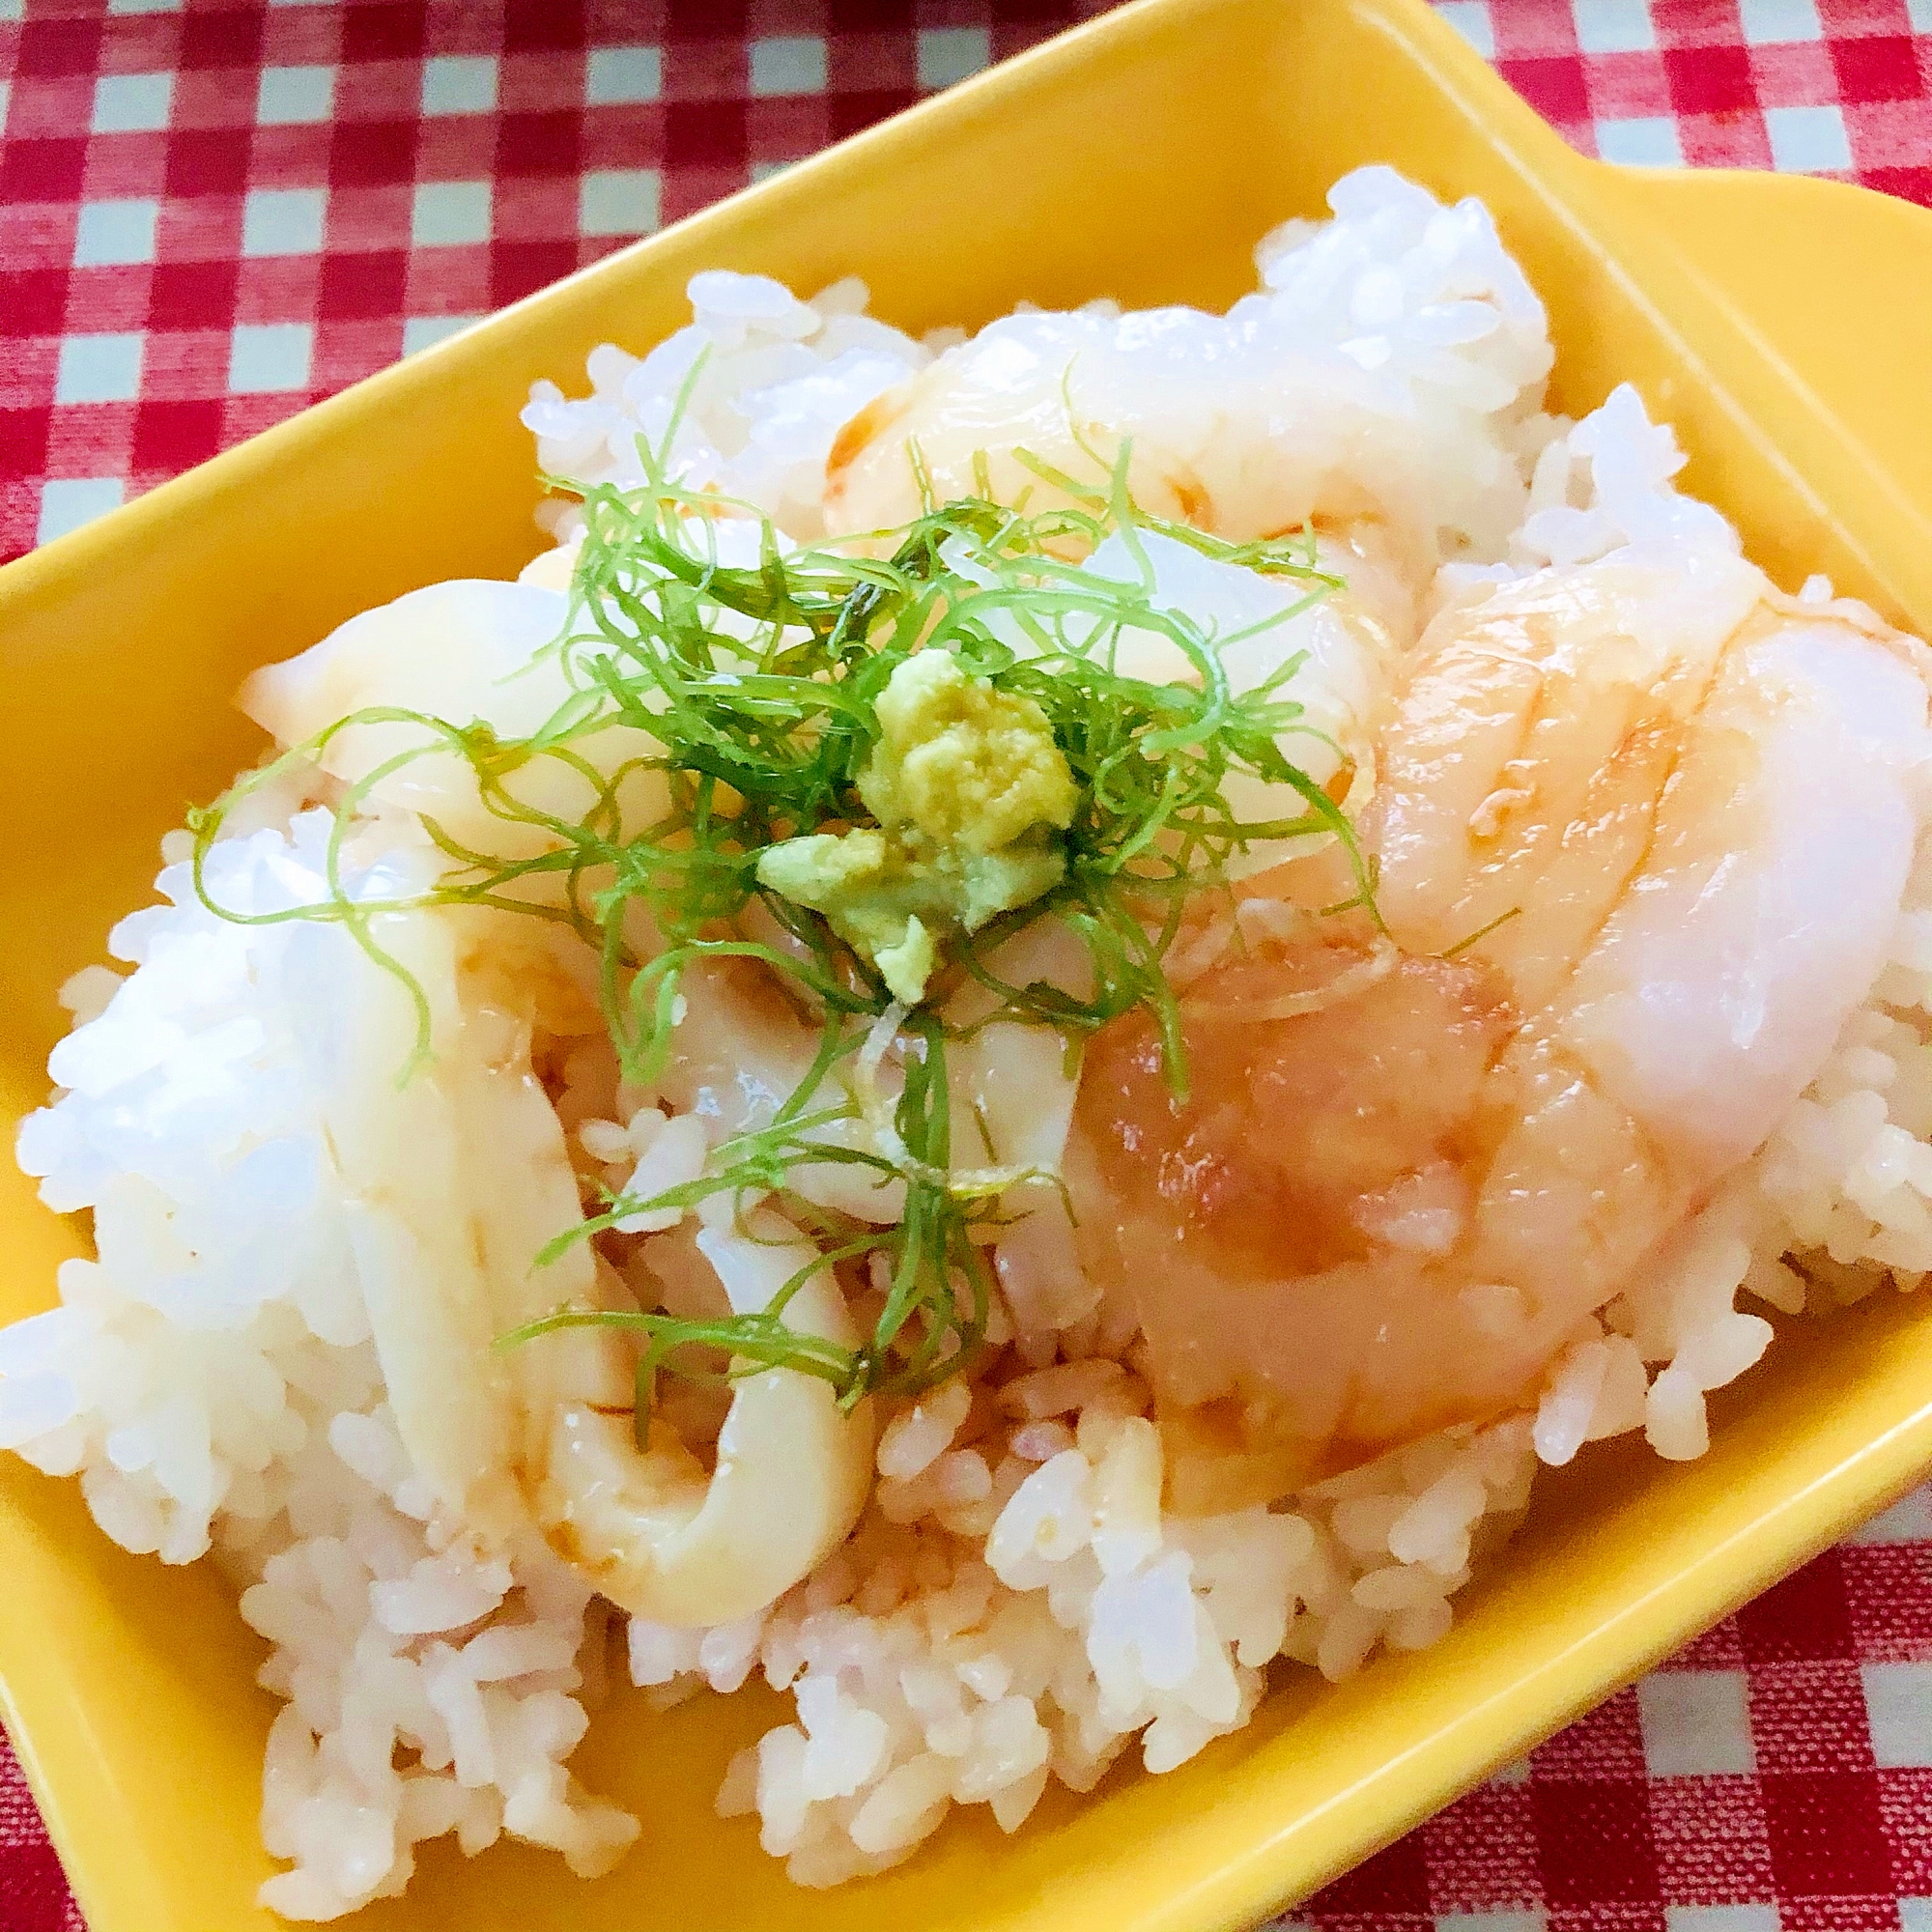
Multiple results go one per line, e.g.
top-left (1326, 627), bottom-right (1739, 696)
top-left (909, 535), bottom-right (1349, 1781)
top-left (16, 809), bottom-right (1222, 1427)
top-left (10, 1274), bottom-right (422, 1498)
top-left (189, 413), bottom-right (1376, 1439)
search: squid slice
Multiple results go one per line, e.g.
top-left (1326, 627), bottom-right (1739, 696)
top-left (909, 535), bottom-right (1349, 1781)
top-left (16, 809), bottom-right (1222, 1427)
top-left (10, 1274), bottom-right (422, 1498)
top-left (315, 901), bottom-right (874, 1628)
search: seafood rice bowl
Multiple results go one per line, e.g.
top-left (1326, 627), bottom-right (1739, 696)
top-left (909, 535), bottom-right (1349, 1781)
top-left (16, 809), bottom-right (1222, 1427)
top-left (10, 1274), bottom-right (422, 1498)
top-left (11, 163), bottom-right (1932, 1919)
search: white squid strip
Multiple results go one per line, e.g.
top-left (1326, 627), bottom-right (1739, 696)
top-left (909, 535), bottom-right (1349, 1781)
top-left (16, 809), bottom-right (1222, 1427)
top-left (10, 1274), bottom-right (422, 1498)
top-left (316, 902), bottom-right (874, 1628)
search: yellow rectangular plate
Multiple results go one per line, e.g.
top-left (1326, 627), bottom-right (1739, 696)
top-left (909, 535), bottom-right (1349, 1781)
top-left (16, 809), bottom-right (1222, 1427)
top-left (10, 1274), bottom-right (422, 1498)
top-left (7, 0), bottom-right (1932, 1926)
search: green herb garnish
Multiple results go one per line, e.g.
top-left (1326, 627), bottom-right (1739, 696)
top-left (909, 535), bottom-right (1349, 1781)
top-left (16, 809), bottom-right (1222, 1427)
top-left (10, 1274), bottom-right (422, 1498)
top-left (190, 425), bottom-right (1374, 1437)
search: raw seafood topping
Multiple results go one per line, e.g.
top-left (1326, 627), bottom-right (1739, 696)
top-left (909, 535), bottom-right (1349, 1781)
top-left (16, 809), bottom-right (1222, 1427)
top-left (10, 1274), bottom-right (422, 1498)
top-left (192, 434), bottom-right (1368, 1431)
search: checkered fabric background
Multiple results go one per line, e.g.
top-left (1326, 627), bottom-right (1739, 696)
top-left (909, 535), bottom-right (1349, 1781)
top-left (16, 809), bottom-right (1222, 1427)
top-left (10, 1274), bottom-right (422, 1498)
top-left (7, 0), bottom-right (1932, 564)
top-left (5, 1), bottom-right (1932, 1927)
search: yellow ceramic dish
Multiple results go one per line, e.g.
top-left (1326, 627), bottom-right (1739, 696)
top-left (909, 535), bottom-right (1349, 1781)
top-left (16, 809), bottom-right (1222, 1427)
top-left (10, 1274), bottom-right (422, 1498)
top-left (7, 0), bottom-right (1932, 1925)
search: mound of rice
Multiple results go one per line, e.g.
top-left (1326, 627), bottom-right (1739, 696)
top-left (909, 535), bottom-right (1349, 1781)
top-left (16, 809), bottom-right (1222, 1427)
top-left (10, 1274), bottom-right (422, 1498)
top-left (9, 807), bottom-right (639, 1917)
top-left (521, 165), bottom-right (1557, 561)
top-left (8, 164), bottom-right (1932, 1917)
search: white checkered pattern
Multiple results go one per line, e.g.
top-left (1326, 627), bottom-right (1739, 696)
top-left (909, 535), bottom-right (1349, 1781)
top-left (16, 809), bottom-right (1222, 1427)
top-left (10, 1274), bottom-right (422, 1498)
top-left (9, 0), bottom-right (1923, 559)
top-left (1639, 1671), bottom-right (1759, 1776)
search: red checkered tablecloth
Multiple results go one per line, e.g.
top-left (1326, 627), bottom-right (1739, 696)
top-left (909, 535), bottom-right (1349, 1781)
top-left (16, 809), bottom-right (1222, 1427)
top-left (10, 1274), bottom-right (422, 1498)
top-left (5, 3), bottom-right (1932, 1928)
